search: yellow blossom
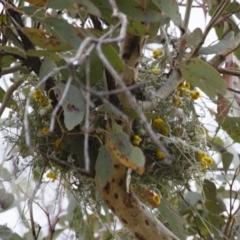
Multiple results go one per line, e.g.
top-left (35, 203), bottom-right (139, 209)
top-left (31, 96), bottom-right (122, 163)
top-left (161, 126), bottom-right (169, 136)
top-left (32, 89), bottom-right (43, 101)
top-left (151, 68), bottom-right (161, 74)
top-left (148, 193), bottom-right (161, 208)
top-left (156, 149), bottom-right (166, 159)
top-left (132, 135), bottom-right (142, 146)
top-left (152, 48), bottom-right (165, 59)
top-left (178, 82), bottom-right (185, 88)
top-left (41, 127), bottom-right (49, 135)
top-left (172, 95), bottom-right (181, 106)
top-left (201, 162), bottom-right (208, 171)
top-left (197, 152), bottom-right (205, 159)
top-left (131, 184), bottom-right (137, 191)
top-left (46, 171), bottom-right (58, 180)
top-left (54, 138), bottom-right (64, 149)
top-left (189, 91), bottom-right (201, 100)
top-left (185, 82), bottom-right (191, 89)
top-left (201, 156), bottom-right (213, 165)
top-left (152, 118), bottom-right (164, 129)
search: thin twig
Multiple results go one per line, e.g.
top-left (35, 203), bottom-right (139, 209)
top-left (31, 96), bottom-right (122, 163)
top-left (0, 79), bottom-right (22, 117)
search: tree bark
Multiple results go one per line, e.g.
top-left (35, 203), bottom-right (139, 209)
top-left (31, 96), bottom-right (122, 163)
top-left (95, 29), bottom-right (180, 239)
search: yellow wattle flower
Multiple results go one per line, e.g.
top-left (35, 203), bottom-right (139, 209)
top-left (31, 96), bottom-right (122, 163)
top-left (152, 48), bottom-right (165, 59)
top-left (54, 138), bottom-right (64, 149)
top-left (156, 149), bottom-right (165, 159)
top-left (151, 68), bottom-right (161, 74)
top-left (132, 135), bottom-right (142, 146)
top-left (46, 171), bottom-right (58, 180)
top-left (152, 118), bottom-right (164, 129)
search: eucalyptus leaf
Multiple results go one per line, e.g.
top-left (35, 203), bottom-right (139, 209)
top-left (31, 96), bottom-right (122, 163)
top-left (153, 0), bottom-right (182, 26)
top-left (221, 152), bottom-right (233, 174)
top-left (180, 58), bottom-right (227, 98)
top-left (53, 83), bottom-right (85, 130)
top-left (199, 31), bottom-right (235, 55)
top-left (44, 18), bottom-right (81, 50)
top-left (95, 146), bottom-right (112, 186)
top-left (109, 133), bottom-right (133, 156)
top-left (185, 28), bottom-right (203, 47)
top-left (220, 117), bottom-right (240, 142)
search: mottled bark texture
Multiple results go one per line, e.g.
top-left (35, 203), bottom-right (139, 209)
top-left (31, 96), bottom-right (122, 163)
top-left (95, 30), bottom-right (180, 239)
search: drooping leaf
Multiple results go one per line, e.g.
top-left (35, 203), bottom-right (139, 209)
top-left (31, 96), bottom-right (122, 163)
top-left (111, 118), bottom-right (123, 133)
top-left (0, 193), bottom-right (14, 210)
top-left (27, 49), bottom-right (61, 62)
top-left (53, 83), bottom-right (85, 130)
top-left (39, 58), bottom-right (54, 82)
top-left (22, 27), bottom-right (72, 51)
top-left (0, 225), bottom-right (12, 240)
top-left (158, 199), bottom-right (187, 240)
top-left (24, 0), bottom-right (47, 7)
top-left (114, 0), bottom-right (162, 22)
top-left (205, 196), bottom-right (226, 214)
top-left (180, 58), bottom-right (227, 98)
top-left (21, 6), bottom-right (46, 21)
top-left (203, 179), bottom-right (217, 200)
top-left (221, 152), bottom-right (233, 174)
top-left (95, 146), bottom-right (112, 186)
top-left (185, 28), bottom-right (203, 48)
top-left (101, 45), bottom-right (124, 74)
top-left (122, 108), bottom-right (159, 120)
top-left (107, 133), bottom-right (145, 175)
top-left (109, 133), bottom-right (132, 156)
top-left (199, 31), bottom-right (235, 55)
top-left (129, 147), bottom-right (145, 175)
top-left (153, 0), bottom-right (182, 26)
top-left (44, 18), bottom-right (81, 50)
top-left (127, 18), bottom-right (149, 36)
top-left (47, 0), bottom-right (101, 16)
top-left (0, 87), bottom-right (15, 108)
top-left (220, 117), bottom-right (240, 142)
top-left (78, 50), bottom-right (103, 86)
top-left (0, 46), bottom-right (26, 58)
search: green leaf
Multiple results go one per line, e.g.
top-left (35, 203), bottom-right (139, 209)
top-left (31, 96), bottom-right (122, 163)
top-left (122, 108), bottom-right (159, 120)
top-left (116, 0), bottom-right (162, 22)
top-left (101, 104), bottom-right (120, 119)
top-left (180, 58), bottom-right (227, 98)
top-left (199, 31), bottom-right (234, 55)
top-left (221, 152), bottom-right (233, 174)
top-left (158, 199), bottom-right (187, 240)
top-left (21, 6), bottom-right (46, 21)
top-left (39, 58), bottom-right (54, 82)
top-left (205, 196), bottom-right (226, 214)
top-left (0, 87), bottom-right (15, 108)
top-left (0, 193), bottom-right (15, 210)
top-left (220, 117), bottom-right (240, 142)
top-left (22, 27), bottom-right (72, 52)
top-left (127, 18), bottom-right (149, 36)
top-left (109, 133), bottom-right (133, 156)
top-left (153, 0), bottom-right (182, 26)
top-left (185, 192), bottom-right (202, 205)
top-left (0, 46), bottom-right (26, 58)
top-left (53, 84), bottom-right (85, 130)
top-left (129, 146), bottom-right (145, 168)
top-left (203, 179), bottom-right (217, 200)
top-left (111, 119), bottom-right (123, 133)
top-left (102, 45), bottom-right (124, 74)
top-left (78, 50), bottom-right (103, 86)
top-left (186, 28), bottom-right (203, 47)
top-left (95, 146), bottom-right (112, 186)
top-left (47, 0), bottom-right (101, 16)
top-left (0, 225), bottom-right (12, 240)
top-left (27, 49), bottom-right (61, 62)
top-left (44, 17), bottom-right (81, 50)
